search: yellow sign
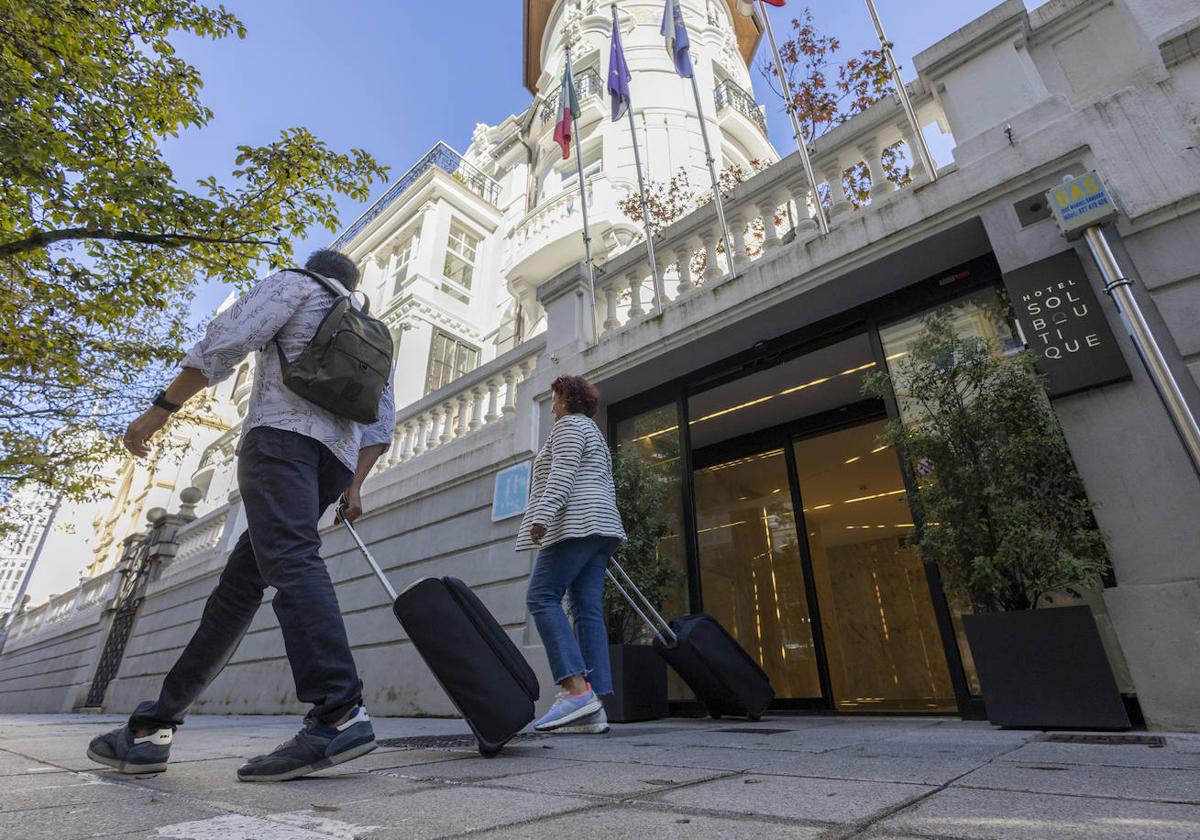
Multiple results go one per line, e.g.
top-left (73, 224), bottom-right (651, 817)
top-left (1046, 171), bottom-right (1118, 240)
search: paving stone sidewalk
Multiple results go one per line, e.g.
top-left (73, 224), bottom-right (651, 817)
top-left (1, 713), bottom-right (1198, 839)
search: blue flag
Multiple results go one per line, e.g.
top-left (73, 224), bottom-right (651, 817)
top-left (608, 20), bottom-right (632, 121)
top-left (661, 0), bottom-right (694, 79)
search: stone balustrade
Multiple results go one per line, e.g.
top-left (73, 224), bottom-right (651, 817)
top-left (3, 565), bottom-right (121, 645)
top-left (173, 507), bottom-right (232, 566)
top-left (592, 88), bottom-right (944, 335)
top-left (380, 335), bottom-right (545, 470)
top-left (504, 176), bottom-right (605, 271)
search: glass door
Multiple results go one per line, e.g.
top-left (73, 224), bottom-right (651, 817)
top-left (691, 419), bottom-right (958, 712)
top-left (692, 447), bottom-right (824, 701)
top-left (792, 420), bottom-right (957, 712)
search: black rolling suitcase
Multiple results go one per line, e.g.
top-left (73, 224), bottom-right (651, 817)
top-left (606, 559), bottom-right (774, 720)
top-left (340, 509), bottom-right (539, 756)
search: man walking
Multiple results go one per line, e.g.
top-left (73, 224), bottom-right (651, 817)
top-left (86, 249), bottom-right (395, 782)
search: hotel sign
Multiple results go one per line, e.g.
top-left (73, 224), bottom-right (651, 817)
top-left (1002, 251), bottom-right (1130, 398)
top-left (491, 460), bottom-right (532, 522)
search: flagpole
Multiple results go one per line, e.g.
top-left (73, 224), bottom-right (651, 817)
top-left (565, 44), bottom-right (601, 344)
top-left (688, 75), bottom-right (736, 276)
top-left (864, 0), bottom-right (938, 181)
top-left (612, 4), bottom-right (665, 312)
top-left (758, 1), bottom-right (828, 235)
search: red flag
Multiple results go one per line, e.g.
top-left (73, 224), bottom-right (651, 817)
top-left (736, 0), bottom-right (784, 15)
top-left (553, 62), bottom-right (580, 160)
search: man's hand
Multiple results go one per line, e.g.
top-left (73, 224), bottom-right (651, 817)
top-left (336, 486), bottom-right (364, 524)
top-left (529, 523), bottom-right (547, 545)
top-left (123, 407), bottom-right (171, 458)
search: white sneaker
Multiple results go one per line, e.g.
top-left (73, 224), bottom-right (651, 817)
top-left (553, 705), bottom-right (609, 734)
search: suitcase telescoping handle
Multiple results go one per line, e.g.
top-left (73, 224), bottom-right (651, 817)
top-left (605, 558), bottom-right (678, 648)
top-left (337, 500), bottom-right (398, 602)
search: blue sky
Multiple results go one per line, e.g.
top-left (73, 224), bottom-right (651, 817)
top-left (170, 0), bottom-right (1044, 320)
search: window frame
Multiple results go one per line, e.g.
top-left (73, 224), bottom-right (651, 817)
top-left (424, 328), bottom-right (480, 395)
top-left (441, 221), bottom-right (480, 304)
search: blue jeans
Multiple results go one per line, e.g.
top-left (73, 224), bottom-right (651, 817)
top-left (525, 535), bottom-right (621, 696)
top-left (130, 427), bottom-right (360, 729)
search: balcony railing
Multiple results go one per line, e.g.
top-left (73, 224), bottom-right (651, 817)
top-left (333, 142), bottom-right (501, 249)
top-left (589, 86), bottom-right (943, 338)
top-left (380, 336), bottom-right (545, 469)
top-left (538, 67), bottom-right (604, 125)
top-left (714, 79), bottom-right (767, 135)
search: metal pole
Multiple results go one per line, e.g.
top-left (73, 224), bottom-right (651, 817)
top-left (759, 0), bottom-right (828, 235)
top-left (0, 491), bottom-right (64, 655)
top-left (565, 45), bottom-right (602, 345)
top-left (614, 4), bottom-right (665, 312)
top-left (864, 0), bottom-right (938, 182)
top-left (689, 73), bottom-right (736, 275)
top-left (1082, 226), bottom-right (1200, 477)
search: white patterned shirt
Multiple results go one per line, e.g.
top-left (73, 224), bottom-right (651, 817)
top-left (181, 269), bottom-right (396, 473)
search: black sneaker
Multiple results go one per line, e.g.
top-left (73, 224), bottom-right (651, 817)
top-left (237, 706), bottom-right (376, 782)
top-left (86, 724), bottom-right (172, 774)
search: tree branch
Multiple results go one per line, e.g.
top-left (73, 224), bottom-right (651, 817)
top-left (0, 228), bottom-right (279, 257)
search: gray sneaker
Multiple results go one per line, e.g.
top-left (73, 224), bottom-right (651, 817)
top-left (237, 706), bottom-right (376, 782)
top-left (553, 705), bottom-right (610, 734)
top-left (86, 724), bottom-right (172, 774)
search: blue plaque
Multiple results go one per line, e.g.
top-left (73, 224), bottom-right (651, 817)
top-left (491, 460), bottom-right (532, 522)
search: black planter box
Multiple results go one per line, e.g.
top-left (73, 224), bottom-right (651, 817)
top-left (963, 605), bottom-right (1130, 730)
top-left (603, 644), bottom-right (668, 723)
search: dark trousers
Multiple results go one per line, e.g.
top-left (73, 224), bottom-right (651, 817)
top-left (129, 427), bottom-right (362, 729)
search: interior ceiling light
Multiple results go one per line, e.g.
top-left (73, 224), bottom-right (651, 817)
top-left (842, 488), bottom-right (907, 504)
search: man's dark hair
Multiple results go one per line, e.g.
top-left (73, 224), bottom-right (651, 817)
top-left (305, 249), bottom-right (359, 290)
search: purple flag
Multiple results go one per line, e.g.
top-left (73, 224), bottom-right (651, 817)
top-left (661, 0), bottom-right (694, 79)
top-left (608, 19), bottom-right (632, 121)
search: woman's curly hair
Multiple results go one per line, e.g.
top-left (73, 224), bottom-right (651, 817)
top-left (551, 375), bottom-right (601, 417)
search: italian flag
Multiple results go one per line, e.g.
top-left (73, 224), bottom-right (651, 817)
top-left (553, 62), bottom-right (580, 160)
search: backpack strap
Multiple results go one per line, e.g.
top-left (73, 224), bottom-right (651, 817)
top-left (289, 267), bottom-right (350, 299)
top-left (273, 268), bottom-right (352, 370)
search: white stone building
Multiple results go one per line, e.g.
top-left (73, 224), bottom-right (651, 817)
top-left (329, 0), bottom-right (776, 413)
top-left (3, 0), bottom-right (1200, 733)
top-left (0, 485), bottom-right (57, 614)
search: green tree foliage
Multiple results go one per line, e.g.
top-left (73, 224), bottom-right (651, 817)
top-left (604, 450), bottom-right (679, 645)
top-left (862, 317), bottom-right (1110, 612)
top-left (0, 0), bottom-right (388, 498)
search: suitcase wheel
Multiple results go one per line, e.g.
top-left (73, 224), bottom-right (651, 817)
top-left (747, 713), bottom-right (762, 722)
top-left (479, 744), bottom-right (502, 758)
top-left (708, 711), bottom-right (722, 720)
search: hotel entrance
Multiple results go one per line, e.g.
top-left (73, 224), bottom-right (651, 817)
top-left (612, 274), bottom-right (1020, 715)
top-left (693, 417), bottom-right (956, 712)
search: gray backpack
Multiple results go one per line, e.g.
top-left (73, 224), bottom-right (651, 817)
top-left (275, 269), bottom-right (394, 424)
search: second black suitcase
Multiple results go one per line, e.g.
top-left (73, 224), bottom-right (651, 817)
top-left (340, 509), bottom-right (539, 756)
top-left (654, 613), bottom-right (774, 720)
top-left (606, 560), bottom-right (774, 720)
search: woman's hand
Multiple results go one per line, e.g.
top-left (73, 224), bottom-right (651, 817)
top-left (529, 523), bottom-right (547, 545)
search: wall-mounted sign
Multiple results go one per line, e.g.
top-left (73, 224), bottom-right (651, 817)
top-left (1046, 171), bottom-right (1118, 240)
top-left (491, 460), bottom-right (532, 522)
top-left (1002, 251), bottom-right (1130, 399)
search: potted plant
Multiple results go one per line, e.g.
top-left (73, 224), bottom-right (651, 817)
top-left (863, 315), bottom-right (1129, 729)
top-left (602, 450), bottom-right (678, 723)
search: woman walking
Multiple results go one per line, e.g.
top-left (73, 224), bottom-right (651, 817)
top-left (518, 375), bottom-right (625, 734)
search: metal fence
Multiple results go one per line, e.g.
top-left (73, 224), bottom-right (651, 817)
top-left (333, 142), bottom-right (501, 249)
top-left (714, 79), bottom-right (768, 135)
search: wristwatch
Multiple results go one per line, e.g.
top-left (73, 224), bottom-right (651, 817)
top-left (152, 390), bottom-right (182, 413)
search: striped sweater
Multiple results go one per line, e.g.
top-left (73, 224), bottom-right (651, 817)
top-left (515, 414), bottom-right (626, 551)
